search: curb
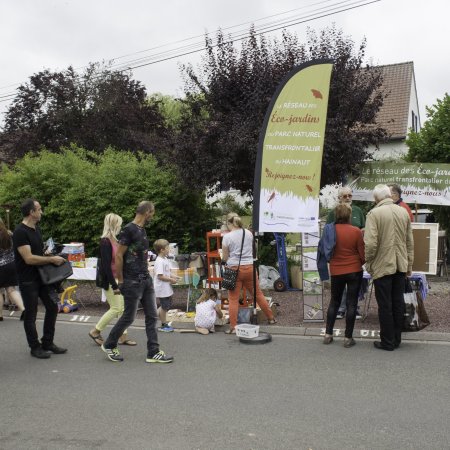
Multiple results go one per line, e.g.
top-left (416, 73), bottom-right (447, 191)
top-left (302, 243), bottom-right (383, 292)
top-left (15, 311), bottom-right (450, 344)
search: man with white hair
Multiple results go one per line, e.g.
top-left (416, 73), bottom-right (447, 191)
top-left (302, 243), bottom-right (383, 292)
top-left (327, 186), bottom-right (365, 229)
top-left (364, 184), bottom-right (414, 351)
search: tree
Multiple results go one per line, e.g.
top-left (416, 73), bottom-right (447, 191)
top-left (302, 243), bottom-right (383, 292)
top-left (406, 93), bottom-right (450, 230)
top-left (0, 64), bottom-right (169, 162)
top-left (175, 25), bottom-right (387, 196)
top-left (0, 147), bottom-right (216, 254)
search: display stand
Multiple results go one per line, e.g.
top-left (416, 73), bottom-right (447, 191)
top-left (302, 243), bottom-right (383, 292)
top-left (206, 231), bottom-right (223, 289)
top-left (300, 231), bottom-right (324, 322)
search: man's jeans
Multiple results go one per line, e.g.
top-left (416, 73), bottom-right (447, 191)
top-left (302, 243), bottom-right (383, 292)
top-left (19, 281), bottom-right (58, 349)
top-left (373, 271), bottom-right (406, 349)
top-left (104, 278), bottom-right (159, 356)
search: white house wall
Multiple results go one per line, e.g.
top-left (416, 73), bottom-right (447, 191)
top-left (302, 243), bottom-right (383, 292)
top-left (367, 140), bottom-right (409, 161)
top-left (407, 72), bottom-right (421, 131)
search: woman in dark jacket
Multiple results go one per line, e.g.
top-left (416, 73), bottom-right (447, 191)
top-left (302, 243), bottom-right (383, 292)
top-left (88, 214), bottom-right (136, 346)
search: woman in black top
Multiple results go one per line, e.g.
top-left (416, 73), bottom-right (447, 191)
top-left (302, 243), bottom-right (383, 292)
top-left (88, 214), bottom-right (136, 346)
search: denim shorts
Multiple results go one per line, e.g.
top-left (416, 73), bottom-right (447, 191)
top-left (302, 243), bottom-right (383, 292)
top-left (158, 296), bottom-right (172, 311)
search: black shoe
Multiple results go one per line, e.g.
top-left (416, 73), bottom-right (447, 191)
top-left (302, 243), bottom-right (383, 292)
top-left (42, 343), bottom-right (67, 354)
top-left (373, 341), bottom-right (394, 351)
top-left (31, 346), bottom-right (51, 359)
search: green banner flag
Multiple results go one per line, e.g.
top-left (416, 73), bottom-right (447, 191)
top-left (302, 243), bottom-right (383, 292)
top-left (253, 60), bottom-right (333, 232)
top-left (350, 162), bottom-right (450, 205)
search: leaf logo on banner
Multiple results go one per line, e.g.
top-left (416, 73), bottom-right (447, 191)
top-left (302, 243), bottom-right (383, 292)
top-left (311, 89), bottom-right (323, 99)
top-left (267, 191), bottom-right (276, 206)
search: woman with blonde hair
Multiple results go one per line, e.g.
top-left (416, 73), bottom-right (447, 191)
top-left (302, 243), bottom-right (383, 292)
top-left (221, 212), bottom-right (276, 334)
top-left (88, 213), bottom-right (136, 346)
top-left (0, 218), bottom-right (25, 321)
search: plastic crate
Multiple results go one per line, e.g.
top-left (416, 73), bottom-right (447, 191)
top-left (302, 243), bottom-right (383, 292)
top-left (235, 324), bottom-right (259, 339)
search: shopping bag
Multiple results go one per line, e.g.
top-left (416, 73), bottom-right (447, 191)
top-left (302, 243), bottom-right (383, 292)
top-left (403, 279), bottom-right (430, 331)
top-left (415, 290), bottom-right (430, 330)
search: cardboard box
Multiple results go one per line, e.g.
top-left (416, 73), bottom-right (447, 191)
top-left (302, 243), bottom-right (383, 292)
top-left (68, 252), bottom-right (85, 268)
top-left (256, 304), bottom-right (277, 323)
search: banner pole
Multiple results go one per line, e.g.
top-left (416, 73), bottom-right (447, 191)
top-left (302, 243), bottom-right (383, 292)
top-left (252, 230), bottom-right (258, 324)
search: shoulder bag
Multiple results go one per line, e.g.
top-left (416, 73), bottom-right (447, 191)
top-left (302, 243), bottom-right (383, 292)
top-left (95, 258), bottom-right (104, 288)
top-left (221, 229), bottom-right (245, 291)
top-left (38, 260), bottom-right (73, 285)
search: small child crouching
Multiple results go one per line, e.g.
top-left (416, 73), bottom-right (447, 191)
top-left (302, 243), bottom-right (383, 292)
top-left (195, 288), bottom-right (223, 335)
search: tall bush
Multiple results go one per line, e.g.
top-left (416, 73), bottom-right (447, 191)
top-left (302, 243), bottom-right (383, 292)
top-left (0, 146), bottom-right (215, 254)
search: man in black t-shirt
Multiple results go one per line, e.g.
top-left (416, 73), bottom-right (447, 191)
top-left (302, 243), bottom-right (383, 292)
top-left (102, 201), bottom-right (174, 364)
top-left (12, 198), bottom-right (68, 359)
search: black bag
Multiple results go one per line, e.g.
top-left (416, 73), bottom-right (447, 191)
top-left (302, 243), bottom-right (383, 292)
top-left (221, 229), bottom-right (245, 291)
top-left (221, 266), bottom-right (239, 290)
top-left (403, 279), bottom-right (430, 331)
top-left (38, 260), bottom-right (73, 285)
top-left (95, 258), bottom-right (104, 288)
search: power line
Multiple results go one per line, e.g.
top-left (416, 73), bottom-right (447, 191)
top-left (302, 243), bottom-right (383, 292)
top-left (114, 0), bottom-right (380, 73)
top-left (103, 0), bottom-right (356, 70)
top-left (0, 0), bottom-right (380, 106)
top-left (0, 0), bottom-right (357, 92)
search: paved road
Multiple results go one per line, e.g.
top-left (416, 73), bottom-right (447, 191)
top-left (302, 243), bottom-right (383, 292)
top-left (1, 316), bottom-right (449, 450)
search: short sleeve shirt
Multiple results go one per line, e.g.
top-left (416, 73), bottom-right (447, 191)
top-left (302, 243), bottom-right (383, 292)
top-left (118, 222), bottom-right (150, 281)
top-left (222, 229), bottom-right (253, 266)
top-left (12, 223), bottom-right (44, 282)
top-left (153, 256), bottom-right (173, 298)
top-left (327, 205), bottom-right (365, 229)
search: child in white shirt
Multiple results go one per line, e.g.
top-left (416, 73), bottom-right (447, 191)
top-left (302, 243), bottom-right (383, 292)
top-left (195, 288), bottom-right (223, 335)
top-left (153, 239), bottom-right (179, 332)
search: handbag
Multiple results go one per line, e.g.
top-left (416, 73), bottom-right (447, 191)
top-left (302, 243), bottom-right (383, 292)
top-left (95, 257), bottom-right (104, 288)
top-left (38, 260), bottom-right (73, 285)
top-left (403, 278), bottom-right (430, 331)
top-left (221, 229), bottom-right (245, 291)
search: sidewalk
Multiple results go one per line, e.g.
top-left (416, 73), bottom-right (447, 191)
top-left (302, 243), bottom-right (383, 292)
top-left (20, 310), bottom-right (450, 344)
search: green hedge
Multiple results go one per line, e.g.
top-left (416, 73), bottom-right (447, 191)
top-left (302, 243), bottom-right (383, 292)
top-left (0, 146), bottom-right (216, 255)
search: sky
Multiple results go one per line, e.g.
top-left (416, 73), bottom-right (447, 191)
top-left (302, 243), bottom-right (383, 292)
top-left (1, 0), bottom-right (449, 126)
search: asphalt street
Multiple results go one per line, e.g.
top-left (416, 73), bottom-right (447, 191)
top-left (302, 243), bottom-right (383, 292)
top-left (1, 316), bottom-right (449, 450)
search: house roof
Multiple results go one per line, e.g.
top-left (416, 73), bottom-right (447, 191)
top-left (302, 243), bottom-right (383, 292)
top-left (375, 61), bottom-right (414, 139)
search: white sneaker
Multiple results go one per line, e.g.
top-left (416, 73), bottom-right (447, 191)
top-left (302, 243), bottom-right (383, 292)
top-left (336, 312), bottom-right (345, 319)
